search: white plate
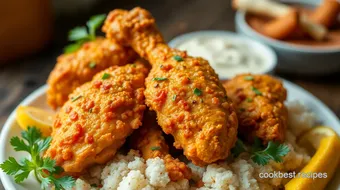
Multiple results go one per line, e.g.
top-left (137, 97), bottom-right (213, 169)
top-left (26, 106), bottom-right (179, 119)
top-left (1, 82), bottom-right (340, 190)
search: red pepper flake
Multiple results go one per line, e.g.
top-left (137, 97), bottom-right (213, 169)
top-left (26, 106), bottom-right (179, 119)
top-left (93, 81), bottom-right (102, 88)
top-left (86, 134), bottom-right (94, 144)
top-left (212, 97), bottom-right (220, 105)
top-left (54, 118), bottom-right (62, 128)
top-left (72, 124), bottom-right (84, 143)
top-left (178, 100), bottom-right (190, 111)
top-left (102, 83), bottom-right (112, 91)
top-left (65, 106), bottom-right (73, 114)
top-left (160, 64), bottom-right (173, 71)
top-left (83, 43), bottom-right (90, 50)
top-left (70, 112), bottom-right (79, 121)
top-left (85, 100), bottom-right (95, 110)
top-left (154, 90), bottom-right (167, 104)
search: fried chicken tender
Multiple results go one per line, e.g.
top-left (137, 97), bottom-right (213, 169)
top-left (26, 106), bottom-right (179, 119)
top-left (130, 111), bottom-right (192, 181)
top-left (47, 37), bottom-right (136, 109)
top-left (44, 60), bottom-right (148, 173)
top-left (103, 7), bottom-right (238, 166)
top-left (223, 74), bottom-right (288, 143)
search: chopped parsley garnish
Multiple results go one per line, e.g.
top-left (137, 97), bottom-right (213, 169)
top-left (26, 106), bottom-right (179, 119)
top-left (231, 138), bottom-right (290, 166)
top-left (102, 73), bottom-right (111, 80)
top-left (244, 76), bottom-right (254, 81)
top-left (89, 61), bottom-right (96, 69)
top-left (247, 98), bottom-right (253, 102)
top-left (132, 64), bottom-right (136, 68)
top-left (0, 127), bottom-right (75, 189)
top-left (64, 14), bottom-right (106, 53)
top-left (252, 87), bottom-right (262, 96)
top-left (173, 55), bottom-right (184, 62)
top-left (151, 146), bottom-right (161, 151)
top-left (251, 141), bottom-right (290, 165)
top-left (172, 95), bottom-right (177, 101)
top-left (193, 88), bottom-right (202, 96)
top-left (239, 108), bottom-right (246, 112)
top-left (152, 77), bottom-right (168, 81)
top-left (71, 95), bottom-right (83, 102)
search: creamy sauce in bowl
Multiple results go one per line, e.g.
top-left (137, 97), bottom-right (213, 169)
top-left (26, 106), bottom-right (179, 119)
top-left (170, 32), bottom-right (276, 79)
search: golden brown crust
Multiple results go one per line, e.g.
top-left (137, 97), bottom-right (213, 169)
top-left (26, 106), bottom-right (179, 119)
top-left (44, 61), bottom-right (149, 173)
top-left (130, 111), bottom-right (192, 181)
top-left (47, 37), bottom-right (136, 109)
top-left (223, 74), bottom-right (287, 143)
top-left (104, 7), bottom-right (238, 166)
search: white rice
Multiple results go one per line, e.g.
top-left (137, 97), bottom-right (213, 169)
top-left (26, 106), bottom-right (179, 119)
top-left (70, 101), bottom-right (316, 190)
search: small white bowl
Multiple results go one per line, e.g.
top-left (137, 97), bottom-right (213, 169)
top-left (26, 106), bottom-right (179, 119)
top-left (168, 30), bottom-right (277, 80)
top-left (235, 0), bottom-right (340, 75)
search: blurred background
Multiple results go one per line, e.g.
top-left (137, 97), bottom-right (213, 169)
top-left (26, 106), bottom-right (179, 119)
top-left (0, 0), bottom-right (340, 139)
top-left (0, 0), bottom-right (340, 188)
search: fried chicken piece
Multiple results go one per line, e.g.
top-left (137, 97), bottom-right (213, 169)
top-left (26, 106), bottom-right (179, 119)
top-left (130, 111), bottom-right (192, 181)
top-left (223, 74), bottom-right (288, 143)
top-left (44, 60), bottom-right (148, 173)
top-left (47, 37), bottom-right (136, 109)
top-left (103, 7), bottom-right (238, 166)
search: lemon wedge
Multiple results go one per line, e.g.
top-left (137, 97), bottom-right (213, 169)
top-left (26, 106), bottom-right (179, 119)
top-left (285, 126), bottom-right (340, 190)
top-left (16, 106), bottom-right (55, 137)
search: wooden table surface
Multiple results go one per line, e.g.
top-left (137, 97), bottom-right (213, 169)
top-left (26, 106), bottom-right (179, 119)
top-left (0, 0), bottom-right (339, 188)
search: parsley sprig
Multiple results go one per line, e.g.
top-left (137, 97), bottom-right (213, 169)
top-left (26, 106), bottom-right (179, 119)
top-left (64, 14), bottom-right (106, 53)
top-left (0, 127), bottom-right (75, 190)
top-left (231, 138), bottom-right (290, 166)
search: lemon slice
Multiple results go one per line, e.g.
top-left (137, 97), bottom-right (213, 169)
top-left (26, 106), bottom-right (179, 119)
top-left (16, 106), bottom-right (55, 137)
top-left (285, 126), bottom-right (340, 190)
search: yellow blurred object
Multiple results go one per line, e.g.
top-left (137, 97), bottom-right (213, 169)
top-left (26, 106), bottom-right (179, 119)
top-left (0, 0), bottom-right (52, 63)
top-left (285, 126), bottom-right (340, 190)
top-left (16, 106), bottom-right (55, 137)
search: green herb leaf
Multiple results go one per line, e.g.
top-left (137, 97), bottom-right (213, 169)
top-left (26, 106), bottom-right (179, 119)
top-left (10, 137), bottom-right (30, 153)
top-left (64, 14), bottom-right (106, 53)
top-left (151, 146), bottom-right (161, 151)
top-left (239, 108), bottom-right (246, 112)
top-left (193, 88), bottom-right (202, 96)
top-left (244, 76), bottom-right (254, 81)
top-left (68, 26), bottom-right (89, 41)
top-left (172, 95), bottom-right (177, 101)
top-left (251, 86), bottom-right (262, 96)
top-left (21, 127), bottom-right (42, 147)
top-left (89, 61), bottom-right (96, 69)
top-left (251, 141), bottom-right (290, 165)
top-left (0, 157), bottom-right (22, 175)
top-left (86, 14), bottom-right (106, 38)
top-left (231, 139), bottom-right (246, 157)
top-left (173, 55), bottom-right (184, 62)
top-left (246, 98), bottom-right (253, 102)
top-left (102, 73), bottom-right (111, 80)
top-left (63, 42), bottom-right (83, 54)
top-left (14, 171), bottom-right (31, 183)
top-left (51, 176), bottom-right (76, 190)
top-left (38, 137), bottom-right (52, 152)
top-left (71, 95), bottom-right (83, 102)
top-left (152, 77), bottom-right (167, 81)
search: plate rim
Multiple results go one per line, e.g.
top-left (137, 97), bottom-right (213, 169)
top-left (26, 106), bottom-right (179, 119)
top-left (0, 81), bottom-right (339, 189)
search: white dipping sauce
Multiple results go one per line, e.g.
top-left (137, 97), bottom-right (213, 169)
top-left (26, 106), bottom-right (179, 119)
top-left (175, 36), bottom-right (269, 78)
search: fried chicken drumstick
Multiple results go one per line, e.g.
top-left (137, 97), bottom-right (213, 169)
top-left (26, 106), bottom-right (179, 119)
top-left (47, 38), bottom-right (136, 109)
top-left (130, 111), bottom-right (192, 181)
top-left (103, 7), bottom-right (238, 166)
top-left (45, 60), bottom-right (148, 173)
top-left (223, 74), bottom-right (288, 143)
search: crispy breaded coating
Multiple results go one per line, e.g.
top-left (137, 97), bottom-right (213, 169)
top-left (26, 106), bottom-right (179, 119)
top-left (47, 37), bottom-right (136, 109)
top-left (103, 7), bottom-right (238, 166)
top-left (44, 61), bottom-right (148, 173)
top-left (130, 111), bottom-right (192, 181)
top-left (223, 74), bottom-right (288, 143)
